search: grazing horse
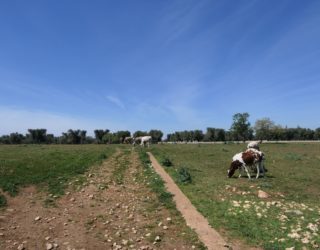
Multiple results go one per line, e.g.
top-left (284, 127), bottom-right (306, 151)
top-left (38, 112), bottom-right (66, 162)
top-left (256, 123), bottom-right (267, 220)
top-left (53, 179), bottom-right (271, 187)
top-left (140, 136), bottom-right (152, 147)
top-left (133, 136), bottom-right (152, 147)
top-left (228, 148), bottom-right (265, 179)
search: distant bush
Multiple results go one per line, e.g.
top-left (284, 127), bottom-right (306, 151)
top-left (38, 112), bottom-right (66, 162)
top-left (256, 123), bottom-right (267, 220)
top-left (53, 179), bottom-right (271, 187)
top-left (178, 167), bottom-right (192, 184)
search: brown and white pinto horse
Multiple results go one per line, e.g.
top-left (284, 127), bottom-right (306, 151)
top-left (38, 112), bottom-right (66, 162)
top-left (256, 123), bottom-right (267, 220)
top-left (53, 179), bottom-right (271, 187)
top-left (227, 148), bottom-right (265, 179)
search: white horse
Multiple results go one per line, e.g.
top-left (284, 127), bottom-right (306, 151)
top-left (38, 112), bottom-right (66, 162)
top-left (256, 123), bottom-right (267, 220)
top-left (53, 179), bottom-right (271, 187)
top-left (133, 136), bottom-right (152, 147)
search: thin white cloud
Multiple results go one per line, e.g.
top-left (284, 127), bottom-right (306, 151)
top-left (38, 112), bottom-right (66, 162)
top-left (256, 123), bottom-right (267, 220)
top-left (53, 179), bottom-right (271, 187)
top-left (0, 106), bottom-right (124, 136)
top-left (106, 95), bottom-right (125, 110)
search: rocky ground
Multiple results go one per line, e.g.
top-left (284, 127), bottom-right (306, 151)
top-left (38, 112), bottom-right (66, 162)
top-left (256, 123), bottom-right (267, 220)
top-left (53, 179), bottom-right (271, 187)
top-left (0, 148), bottom-right (203, 250)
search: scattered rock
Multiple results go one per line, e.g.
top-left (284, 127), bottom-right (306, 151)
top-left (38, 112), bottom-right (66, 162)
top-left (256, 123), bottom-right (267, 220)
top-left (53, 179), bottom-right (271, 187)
top-left (45, 236), bottom-right (51, 241)
top-left (145, 233), bottom-right (151, 237)
top-left (46, 243), bottom-right (53, 250)
top-left (155, 236), bottom-right (161, 242)
top-left (17, 244), bottom-right (25, 250)
top-left (163, 226), bottom-right (168, 230)
top-left (35, 216), bottom-right (41, 221)
top-left (258, 190), bottom-right (269, 199)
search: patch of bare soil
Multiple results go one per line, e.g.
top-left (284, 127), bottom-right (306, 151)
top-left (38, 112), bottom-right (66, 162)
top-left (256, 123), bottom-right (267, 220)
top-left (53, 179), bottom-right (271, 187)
top-left (0, 149), bottom-right (201, 250)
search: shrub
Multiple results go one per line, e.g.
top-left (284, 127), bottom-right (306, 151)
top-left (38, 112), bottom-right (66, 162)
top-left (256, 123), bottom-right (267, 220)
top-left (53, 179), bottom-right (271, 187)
top-left (178, 167), bottom-right (192, 184)
top-left (161, 157), bottom-right (172, 167)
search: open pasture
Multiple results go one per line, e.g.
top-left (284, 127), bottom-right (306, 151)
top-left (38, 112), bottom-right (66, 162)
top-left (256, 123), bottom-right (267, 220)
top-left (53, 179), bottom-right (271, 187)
top-left (0, 144), bottom-right (115, 197)
top-left (150, 143), bottom-right (320, 249)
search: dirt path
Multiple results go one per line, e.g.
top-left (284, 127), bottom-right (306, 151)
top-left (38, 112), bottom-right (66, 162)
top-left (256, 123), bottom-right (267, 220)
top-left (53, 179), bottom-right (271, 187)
top-left (0, 149), bottom-right (202, 250)
top-left (147, 152), bottom-right (232, 250)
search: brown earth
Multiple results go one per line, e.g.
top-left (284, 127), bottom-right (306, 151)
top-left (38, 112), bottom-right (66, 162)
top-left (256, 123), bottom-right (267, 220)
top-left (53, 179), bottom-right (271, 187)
top-left (0, 149), bottom-right (203, 250)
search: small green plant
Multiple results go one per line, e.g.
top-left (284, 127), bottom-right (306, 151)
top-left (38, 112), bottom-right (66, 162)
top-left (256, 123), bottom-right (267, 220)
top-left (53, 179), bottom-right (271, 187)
top-left (0, 194), bottom-right (7, 207)
top-left (178, 167), bottom-right (192, 184)
top-left (161, 156), bottom-right (173, 167)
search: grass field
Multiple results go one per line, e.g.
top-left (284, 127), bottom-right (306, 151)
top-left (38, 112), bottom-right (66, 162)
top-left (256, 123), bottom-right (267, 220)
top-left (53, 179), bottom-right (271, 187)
top-left (149, 143), bottom-right (320, 249)
top-left (0, 144), bottom-right (115, 198)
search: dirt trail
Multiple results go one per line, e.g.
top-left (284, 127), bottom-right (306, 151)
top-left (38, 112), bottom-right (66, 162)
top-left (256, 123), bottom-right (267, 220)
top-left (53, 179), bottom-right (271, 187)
top-left (0, 149), bottom-right (201, 250)
top-left (147, 152), bottom-right (236, 250)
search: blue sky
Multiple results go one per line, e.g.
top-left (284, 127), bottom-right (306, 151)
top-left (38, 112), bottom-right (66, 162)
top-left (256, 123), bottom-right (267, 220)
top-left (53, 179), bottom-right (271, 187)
top-left (1, 0), bottom-right (320, 136)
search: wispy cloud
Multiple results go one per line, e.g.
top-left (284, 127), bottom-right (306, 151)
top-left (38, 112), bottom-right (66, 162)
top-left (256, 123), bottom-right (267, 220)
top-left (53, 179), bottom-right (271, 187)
top-left (106, 95), bottom-right (125, 110)
top-left (0, 106), bottom-right (125, 136)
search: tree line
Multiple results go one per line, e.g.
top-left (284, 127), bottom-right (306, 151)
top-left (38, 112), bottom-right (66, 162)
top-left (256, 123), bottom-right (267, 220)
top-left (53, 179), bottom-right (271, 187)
top-left (0, 129), bottom-right (164, 145)
top-left (1, 113), bottom-right (319, 144)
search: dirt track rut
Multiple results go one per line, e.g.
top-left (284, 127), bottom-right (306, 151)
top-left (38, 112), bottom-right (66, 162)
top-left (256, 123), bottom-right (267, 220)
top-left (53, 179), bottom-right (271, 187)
top-left (0, 149), bottom-right (202, 250)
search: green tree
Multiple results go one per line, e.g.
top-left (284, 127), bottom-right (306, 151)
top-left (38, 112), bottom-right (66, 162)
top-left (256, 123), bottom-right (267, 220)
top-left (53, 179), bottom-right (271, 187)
top-left (193, 130), bottom-right (204, 142)
top-left (94, 129), bottom-right (110, 143)
top-left (149, 129), bottom-right (163, 143)
top-left (314, 128), bottom-right (320, 140)
top-left (254, 118), bottom-right (275, 140)
top-left (133, 131), bottom-right (148, 138)
top-left (230, 113), bottom-right (252, 141)
top-left (9, 133), bottom-right (24, 144)
top-left (27, 129), bottom-right (47, 143)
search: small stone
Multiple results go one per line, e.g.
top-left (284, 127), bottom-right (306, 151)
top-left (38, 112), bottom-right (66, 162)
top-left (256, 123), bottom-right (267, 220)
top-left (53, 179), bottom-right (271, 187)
top-left (145, 233), bottom-right (151, 237)
top-left (6, 208), bottom-right (15, 212)
top-left (258, 190), bottom-right (269, 199)
top-left (163, 226), bottom-right (168, 230)
top-left (35, 216), bottom-right (41, 221)
top-left (158, 222), bottom-right (162, 227)
top-left (166, 217), bottom-right (171, 221)
top-left (155, 236), bottom-right (161, 242)
top-left (46, 243), bottom-right (53, 250)
top-left (0, 233), bottom-right (4, 236)
top-left (70, 198), bottom-right (75, 202)
top-left (45, 236), bottom-right (51, 241)
top-left (17, 244), bottom-right (25, 250)
top-left (53, 243), bottom-right (59, 248)
top-left (88, 194), bottom-right (94, 199)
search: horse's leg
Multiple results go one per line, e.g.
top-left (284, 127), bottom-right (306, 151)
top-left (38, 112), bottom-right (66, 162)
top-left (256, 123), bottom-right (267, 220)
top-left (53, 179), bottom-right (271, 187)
top-left (243, 165), bottom-right (251, 179)
top-left (256, 163), bottom-right (260, 179)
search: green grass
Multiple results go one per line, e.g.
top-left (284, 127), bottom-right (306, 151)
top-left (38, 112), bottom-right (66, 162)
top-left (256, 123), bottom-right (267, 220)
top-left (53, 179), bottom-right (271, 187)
top-left (150, 143), bottom-right (320, 249)
top-left (0, 144), bottom-right (115, 197)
